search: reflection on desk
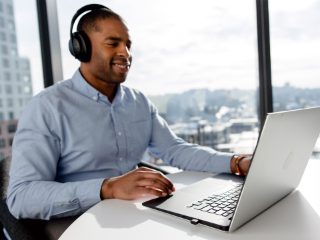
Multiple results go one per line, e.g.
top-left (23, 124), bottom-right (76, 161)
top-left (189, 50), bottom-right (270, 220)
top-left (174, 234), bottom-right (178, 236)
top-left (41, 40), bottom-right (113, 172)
top-left (59, 160), bottom-right (320, 240)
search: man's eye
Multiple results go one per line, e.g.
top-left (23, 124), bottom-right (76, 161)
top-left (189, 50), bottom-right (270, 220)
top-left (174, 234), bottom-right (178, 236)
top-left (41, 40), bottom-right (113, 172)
top-left (107, 42), bottom-right (118, 47)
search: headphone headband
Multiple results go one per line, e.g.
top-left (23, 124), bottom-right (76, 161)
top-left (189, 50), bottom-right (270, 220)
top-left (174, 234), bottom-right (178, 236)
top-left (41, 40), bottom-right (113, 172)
top-left (69, 4), bottom-right (111, 62)
top-left (69, 4), bottom-right (110, 39)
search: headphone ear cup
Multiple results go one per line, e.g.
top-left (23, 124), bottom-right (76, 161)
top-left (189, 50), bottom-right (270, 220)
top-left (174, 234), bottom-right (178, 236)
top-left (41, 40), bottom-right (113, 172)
top-left (68, 35), bottom-right (78, 58)
top-left (68, 31), bottom-right (91, 62)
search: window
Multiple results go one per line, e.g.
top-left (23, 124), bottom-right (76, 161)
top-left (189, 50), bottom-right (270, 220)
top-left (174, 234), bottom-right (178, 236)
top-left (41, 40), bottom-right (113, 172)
top-left (10, 33), bottom-right (16, 43)
top-left (23, 86), bottom-right (31, 93)
top-left (8, 19), bottom-right (15, 31)
top-left (7, 98), bottom-right (13, 107)
top-left (269, 0), bottom-right (320, 158)
top-left (269, 0), bottom-right (320, 110)
top-left (7, 4), bottom-right (14, 15)
top-left (8, 124), bottom-right (16, 133)
top-left (10, 46), bottom-right (17, 56)
top-left (9, 138), bottom-right (14, 146)
top-left (4, 72), bottom-right (11, 81)
top-left (2, 58), bottom-right (9, 68)
top-left (1, 44), bottom-right (8, 54)
top-left (23, 75), bottom-right (30, 82)
top-left (5, 85), bottom-right (12, 94)
top-left (0, 139), bottom-right (6, 149)
top-left (8, 112), bottom-right (14, 120)
top-left (57, 0), bottom-right (260, 164)
top-left (0, 31), bottom-right (6, 41)
top-left (0, 17), bottom-right (4, 28)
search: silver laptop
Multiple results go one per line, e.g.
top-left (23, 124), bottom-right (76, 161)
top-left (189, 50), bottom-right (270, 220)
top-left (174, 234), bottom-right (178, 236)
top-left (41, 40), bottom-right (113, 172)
top-left (143, 107), bottom-right (320, 231)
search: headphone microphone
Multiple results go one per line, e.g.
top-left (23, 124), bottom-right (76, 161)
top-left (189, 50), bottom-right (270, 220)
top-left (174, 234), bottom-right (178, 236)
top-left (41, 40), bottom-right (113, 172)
top-left (68, 4), bottom-right (110, 62)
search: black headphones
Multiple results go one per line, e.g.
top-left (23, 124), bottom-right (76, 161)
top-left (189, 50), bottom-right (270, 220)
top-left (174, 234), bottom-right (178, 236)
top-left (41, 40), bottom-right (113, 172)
top-left (68, 4), bottom-right (110, 62)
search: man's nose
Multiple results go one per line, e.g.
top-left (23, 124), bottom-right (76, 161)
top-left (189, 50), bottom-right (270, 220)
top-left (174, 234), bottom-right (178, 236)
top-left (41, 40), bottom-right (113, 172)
top-left (117, 43), bottom-right (131, 58)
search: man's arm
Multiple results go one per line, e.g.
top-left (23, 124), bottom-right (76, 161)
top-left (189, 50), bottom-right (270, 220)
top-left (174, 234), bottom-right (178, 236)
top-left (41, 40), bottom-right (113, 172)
top-left (147, 101), bottom-right (251, 174)
top-left (98, 155), bottom-right (250, 201)
top-left (148, 106), bottom-right (232, 173)
top-left (6, 97), bottom-right (103, 220)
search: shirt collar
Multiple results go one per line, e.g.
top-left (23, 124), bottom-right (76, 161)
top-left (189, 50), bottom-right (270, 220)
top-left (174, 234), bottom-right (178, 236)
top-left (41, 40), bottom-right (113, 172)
top-left (71, 69), bottom-right (125, 106)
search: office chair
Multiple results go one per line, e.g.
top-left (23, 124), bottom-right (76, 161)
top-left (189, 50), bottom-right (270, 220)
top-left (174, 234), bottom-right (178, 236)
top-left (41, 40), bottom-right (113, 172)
top-left (0, 156), bottom-right (77, 240)
top-left (0, 156), bottom-right (47, 240)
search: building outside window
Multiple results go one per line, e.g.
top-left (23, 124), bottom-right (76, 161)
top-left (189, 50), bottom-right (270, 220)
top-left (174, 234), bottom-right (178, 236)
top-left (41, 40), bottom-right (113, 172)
top-left (0, 0), bottom-right (43, 161)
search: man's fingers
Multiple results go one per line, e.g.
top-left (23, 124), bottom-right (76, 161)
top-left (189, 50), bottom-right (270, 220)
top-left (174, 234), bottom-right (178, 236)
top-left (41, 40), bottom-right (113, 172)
top-left (136, 169), bottom-right (175, 191)
top-left (239, 156), bottom-right (252, 176)
top-left (135, 186), bottom-right (167, 198)
top-left (103, 167), bottom-right (176, 200)
top-left (136, 178), bottom-right (172, 194)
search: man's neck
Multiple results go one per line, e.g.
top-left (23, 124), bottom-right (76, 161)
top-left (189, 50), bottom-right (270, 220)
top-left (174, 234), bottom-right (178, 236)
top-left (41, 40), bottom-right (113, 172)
top-left (91, 82), bottom-right (118, 103)
top-left (79, 69), bottom-right (118, 102)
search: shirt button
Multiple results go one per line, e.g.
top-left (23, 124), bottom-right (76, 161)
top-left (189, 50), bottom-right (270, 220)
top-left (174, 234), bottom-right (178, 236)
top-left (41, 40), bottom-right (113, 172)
top-left (118, 132), bottom-right (122, 136)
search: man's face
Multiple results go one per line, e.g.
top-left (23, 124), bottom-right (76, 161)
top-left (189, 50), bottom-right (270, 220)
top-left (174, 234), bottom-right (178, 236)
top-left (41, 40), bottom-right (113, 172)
top-left (84, 17), bottom-right (132, 85)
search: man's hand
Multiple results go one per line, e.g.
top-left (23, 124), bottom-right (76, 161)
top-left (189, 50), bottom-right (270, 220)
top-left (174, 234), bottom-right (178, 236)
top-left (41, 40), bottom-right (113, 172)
top-left (100, 167), bottom-right (175, 200)
top-left (230, 154), bottom-right (252, 176)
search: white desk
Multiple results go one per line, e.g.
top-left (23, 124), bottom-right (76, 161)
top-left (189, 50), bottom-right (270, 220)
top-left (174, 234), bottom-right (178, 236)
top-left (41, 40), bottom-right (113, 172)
top-left (59, 160), bottom-right (320, 240)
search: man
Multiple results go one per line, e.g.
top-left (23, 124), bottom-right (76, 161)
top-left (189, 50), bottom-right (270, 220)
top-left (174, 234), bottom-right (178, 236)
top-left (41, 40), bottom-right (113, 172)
top-left (7, 5), bottom-right (251, 220)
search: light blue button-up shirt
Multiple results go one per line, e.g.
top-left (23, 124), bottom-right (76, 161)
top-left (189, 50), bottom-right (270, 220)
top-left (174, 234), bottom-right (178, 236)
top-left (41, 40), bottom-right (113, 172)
top-left (7, 70), bottom-right (233, 220)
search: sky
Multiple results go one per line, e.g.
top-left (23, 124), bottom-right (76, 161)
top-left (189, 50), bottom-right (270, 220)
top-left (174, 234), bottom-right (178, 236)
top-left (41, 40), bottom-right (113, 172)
top-left (12, 0), bottom-right (320, 96)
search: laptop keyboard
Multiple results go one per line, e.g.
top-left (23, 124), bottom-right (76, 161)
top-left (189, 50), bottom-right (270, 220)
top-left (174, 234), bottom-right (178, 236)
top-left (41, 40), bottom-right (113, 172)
top-left (186, 184), bottom-right (243, 218)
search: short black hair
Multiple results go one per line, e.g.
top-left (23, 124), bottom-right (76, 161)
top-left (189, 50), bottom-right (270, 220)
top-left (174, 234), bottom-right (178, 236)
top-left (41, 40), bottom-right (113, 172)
top-left (77, 8), bottom-right (124, 33)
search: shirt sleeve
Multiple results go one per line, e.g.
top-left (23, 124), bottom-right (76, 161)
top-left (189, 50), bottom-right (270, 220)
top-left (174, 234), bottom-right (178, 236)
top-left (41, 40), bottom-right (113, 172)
top-left (6, 95), bottom-right (104, 220)
top-left (147, 102), bottom-right (234, 173)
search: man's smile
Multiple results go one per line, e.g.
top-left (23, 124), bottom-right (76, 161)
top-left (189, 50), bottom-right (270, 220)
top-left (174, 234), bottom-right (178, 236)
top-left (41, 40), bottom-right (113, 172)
top-left (111, 61), bottom-right (131, 74)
